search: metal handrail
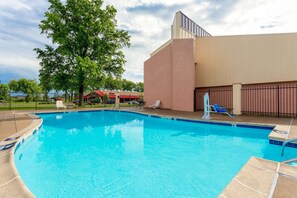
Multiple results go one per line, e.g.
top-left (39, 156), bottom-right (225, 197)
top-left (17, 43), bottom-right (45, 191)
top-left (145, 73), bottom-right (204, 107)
top-left (281, 138), bottom-right (297, 156)
top-left (282, 158), bottom-right (297, 164)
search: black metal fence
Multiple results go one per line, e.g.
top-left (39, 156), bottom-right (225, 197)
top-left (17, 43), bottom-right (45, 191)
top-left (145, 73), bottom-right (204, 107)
top-left (0, 92), bottom-right (135, 111)
top-left (0, 92), bottom-right (56, 110)
top-left (241, 83), bottom-right (297, 117)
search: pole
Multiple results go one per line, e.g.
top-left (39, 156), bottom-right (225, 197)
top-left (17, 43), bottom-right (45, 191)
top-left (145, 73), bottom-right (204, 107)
top-left (13, 111), bottom-right (18, 133)
top-left (35, 93), bottom-right (38, 110)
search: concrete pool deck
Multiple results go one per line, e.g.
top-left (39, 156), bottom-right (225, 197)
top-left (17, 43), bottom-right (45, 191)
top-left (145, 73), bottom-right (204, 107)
top-left (0, 108), bottom-right (297, 197)
top-left (0, 112), bottom-right (41, 197)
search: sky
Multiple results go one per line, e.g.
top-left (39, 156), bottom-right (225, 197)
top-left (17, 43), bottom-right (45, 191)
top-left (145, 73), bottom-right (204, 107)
top-left (0, 0), bottom-right (297, 84)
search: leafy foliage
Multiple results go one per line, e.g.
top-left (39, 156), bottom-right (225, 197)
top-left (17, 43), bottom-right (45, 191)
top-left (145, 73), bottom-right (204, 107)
top-left (121, 79), bottom-right (136, 92)
top-left (0, 83), bottom-right (9, 100)
top-left (102, 93), bottom-right (109, 106)
top-left (134, 82), bottom-right (144, 92)
top-left (103, 75), bottom-right (122, 91)
top-left (8, 79), bottom-right (41, 102)
top-left (35, 0), bottom-right (130, 106)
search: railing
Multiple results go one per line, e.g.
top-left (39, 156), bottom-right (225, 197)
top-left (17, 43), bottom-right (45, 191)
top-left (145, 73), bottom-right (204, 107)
top-left (195, 86), bottom-right (233, 111)
top-left (281, 138), bottom-right (297, 156)
top-left (241, 83), bottom-right (297, 117)
top-left (0, 92), bottom-right (138, 111)
top-left (180, 11), bottom-right (211, 37)
top-left (0, 91), bottom-right (72, 110)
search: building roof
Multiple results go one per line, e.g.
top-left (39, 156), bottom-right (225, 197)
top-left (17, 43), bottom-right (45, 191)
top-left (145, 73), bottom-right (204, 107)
top-left (84, 90), bottom-right (142, 99)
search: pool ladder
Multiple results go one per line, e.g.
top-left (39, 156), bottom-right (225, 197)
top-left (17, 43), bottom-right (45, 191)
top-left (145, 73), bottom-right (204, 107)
top-left (281, 138), bottom-right (297, 156)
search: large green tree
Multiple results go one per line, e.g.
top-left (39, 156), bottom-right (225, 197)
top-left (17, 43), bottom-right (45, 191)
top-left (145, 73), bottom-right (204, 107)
top-left (103, 75), bottom-right (122, 91)
top-left (8, 79), bottom-right (41, 102)
top-left (121, 79), bottom-right (136, 92)
top-left (0, 83), bottom-right (9, 101)
top-left (35, 0), bottom-right (130, 106)
top-left (134, 82), bottom-right (144, 92)
top-left (36, 46), bottom-right (75, 101)
top-left (37, 46), bottom-right (56, 101)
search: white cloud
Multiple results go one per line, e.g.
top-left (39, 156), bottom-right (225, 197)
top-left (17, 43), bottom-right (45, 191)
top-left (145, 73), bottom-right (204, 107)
top-left (1, 0), bottom-right (32, 10)
top-left (1, 0), bottom-right (297, 84)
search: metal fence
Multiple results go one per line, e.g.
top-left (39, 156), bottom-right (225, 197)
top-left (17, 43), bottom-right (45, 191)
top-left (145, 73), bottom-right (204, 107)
top-left (0, 92), bottom-right (56, 110)
top-left (194, 86), bottom-right (233, 111)
top-left (241, 83), bottom-right (297, 117)
top-left (0, 92), bottom-right (136, 111)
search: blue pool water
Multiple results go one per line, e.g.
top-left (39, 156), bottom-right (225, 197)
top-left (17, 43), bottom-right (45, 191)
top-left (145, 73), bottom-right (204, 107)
top-left (14, 111), bottom-right (297, 197)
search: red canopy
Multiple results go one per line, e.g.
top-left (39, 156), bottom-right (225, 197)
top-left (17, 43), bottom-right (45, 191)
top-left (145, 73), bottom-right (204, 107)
top-left (84, 90), bottom-right (141, 100)
top-left (119, 95), bottom-right (140, 99)
top-left (94, 91), bottom-right (105, 97)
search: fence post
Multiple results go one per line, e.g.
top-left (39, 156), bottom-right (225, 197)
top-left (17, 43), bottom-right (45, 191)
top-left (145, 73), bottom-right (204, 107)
top-left (277, 85), bottom-right (280, 117)
top-left (233, 83), bottom-right (242, 115)
top-left (9, 92), bottom-right (12, 110)
top-left (193, 89), bottom-right (196, 112)
top-left (35, 93), bottom-right (38, 110)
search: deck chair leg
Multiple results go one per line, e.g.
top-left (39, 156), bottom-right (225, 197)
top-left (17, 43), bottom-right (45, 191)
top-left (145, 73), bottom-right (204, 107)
top-left (225, 112), bottom-right (234, 118)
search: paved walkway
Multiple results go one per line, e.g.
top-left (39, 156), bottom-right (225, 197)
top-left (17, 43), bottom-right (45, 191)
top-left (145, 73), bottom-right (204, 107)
top-left (0, 112), bottom-right (33, 141)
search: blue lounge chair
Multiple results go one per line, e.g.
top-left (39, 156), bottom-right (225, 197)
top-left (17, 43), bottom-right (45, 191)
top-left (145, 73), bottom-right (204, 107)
top-left (210, 104), bottom-right (234, 118)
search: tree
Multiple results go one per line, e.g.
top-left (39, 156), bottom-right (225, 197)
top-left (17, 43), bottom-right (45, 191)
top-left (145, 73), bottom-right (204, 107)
top-left (8, 79), bottom-right (41, 102)
top-left (8, 80), bottom-right (19, 91)
top-left (36, 46), bottom-right (76, 102)
top-left (122, 79), bottom-right (136, 92)
top-left (37, 46), bottom-right (60, 101)
top-left (0, 83), bottom-right (9, 101)
top-left (102, 93), bottom-right (109, 106)
top-left (103, 75), bottom-right (122, 91)
top-left (35, 0), bottom-right (130, 106)
top-left (134, 82), bottom-right (144, 92)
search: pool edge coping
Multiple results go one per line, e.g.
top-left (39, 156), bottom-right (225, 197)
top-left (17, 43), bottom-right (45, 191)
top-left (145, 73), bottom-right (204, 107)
top-left (0, 114), bottom-right (42, 197)
top-left (36, 108), bottom-right (277, 129)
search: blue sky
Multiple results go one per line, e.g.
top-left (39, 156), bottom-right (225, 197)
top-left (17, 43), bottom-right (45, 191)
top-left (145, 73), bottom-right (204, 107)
top-left (1, 0), bottom-right (297, 84)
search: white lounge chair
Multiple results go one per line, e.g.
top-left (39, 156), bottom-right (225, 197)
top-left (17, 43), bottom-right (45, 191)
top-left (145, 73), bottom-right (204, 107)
top-left (56, 101), bottom-right (66, 109)
top-left (148, 100), bottom-right (161, 109)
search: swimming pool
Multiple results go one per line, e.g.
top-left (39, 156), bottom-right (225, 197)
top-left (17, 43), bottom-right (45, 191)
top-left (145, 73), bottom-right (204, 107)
top-left (14, 111), bottom-right (297, 197)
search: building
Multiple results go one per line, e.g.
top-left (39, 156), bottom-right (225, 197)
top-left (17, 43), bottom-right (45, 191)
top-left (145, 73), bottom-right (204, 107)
top-left (144, 11), bottom-right (297, 117)
top-left (84, 90), bottom-right (142, 103)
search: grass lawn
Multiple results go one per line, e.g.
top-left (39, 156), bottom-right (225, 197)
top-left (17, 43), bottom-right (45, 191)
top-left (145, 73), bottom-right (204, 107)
top-left (0, 102), bottom-right (136, 110)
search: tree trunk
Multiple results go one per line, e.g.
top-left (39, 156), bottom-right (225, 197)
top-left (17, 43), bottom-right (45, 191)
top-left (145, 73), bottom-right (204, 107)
top-left (65, 90), bottom-right (68, 102)
top-left (45, 90), bottom-right (48, 101)
top-left (70, 91), bottom-right (73, 101)
top-left (79, 84), bottom-right (84, 106)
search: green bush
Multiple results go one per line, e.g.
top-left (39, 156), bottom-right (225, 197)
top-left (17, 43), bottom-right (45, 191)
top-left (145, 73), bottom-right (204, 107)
top-left (14, 98), bottom-right (26, 102)
top-left (92, 98), bottom-right (101, 104)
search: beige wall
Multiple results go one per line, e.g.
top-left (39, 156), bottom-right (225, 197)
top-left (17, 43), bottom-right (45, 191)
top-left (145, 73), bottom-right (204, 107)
top-left (144, 39), bottom-right (195, 112)
top-left (195, 33), bottom-right (297, 87)
top-left (171, 11), bottom-right (197, 40)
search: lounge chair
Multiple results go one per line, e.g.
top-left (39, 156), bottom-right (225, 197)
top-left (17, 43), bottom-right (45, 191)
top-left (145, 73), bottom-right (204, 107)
top-left (148, 100), bottom-right (161, 109)
top-left (56, 101), bottom-right (66, 109)
top-left (210, 104), bottom-right (234, 118)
